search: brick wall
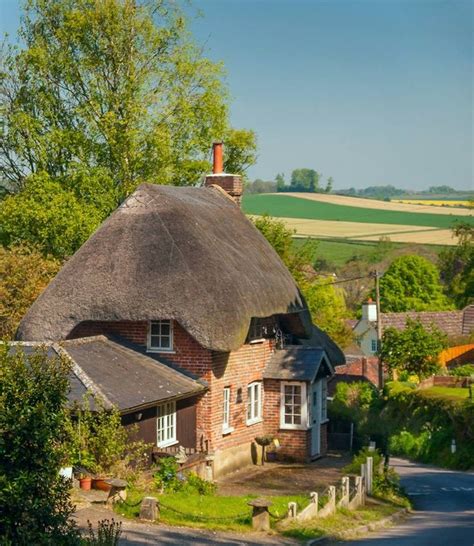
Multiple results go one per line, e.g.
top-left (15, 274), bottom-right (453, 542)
top-left (263, 379), bottom-right (310, 461)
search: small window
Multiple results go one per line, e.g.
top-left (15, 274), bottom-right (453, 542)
top-left (371, 339), bottom-right (379, 353)
top-left (222, 387), bottom-right (232, 433)
top-left (246, 382), bottom-right (262, 425)
top-left (247, 319), bottom-right (267, 343)
top-left (280, 382), bottom-right (307, 429)
top-left (321, 379), bottom-right (328, 421)
top-left (148, 320), bottom-right (173, 352)
top-left (157, 401), bottom-right (176, 447)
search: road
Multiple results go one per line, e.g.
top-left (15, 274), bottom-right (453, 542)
top-left (339, 457), bottom-right (474, 546)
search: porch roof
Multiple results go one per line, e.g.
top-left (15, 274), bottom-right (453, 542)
top-left (263, 346), bottom-right (333, 382)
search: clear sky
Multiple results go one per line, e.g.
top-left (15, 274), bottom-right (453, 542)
top-left (1, 0), bottom-right (472, 190)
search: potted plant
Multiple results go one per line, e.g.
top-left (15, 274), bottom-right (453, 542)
top-left (255, 435), bottom-right (274, 466)
top-left (79, 473), bottom-right (92, 491)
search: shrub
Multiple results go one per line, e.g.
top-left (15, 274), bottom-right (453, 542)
top-left (83, 519), bottom-right (122, 546)
top-left (0, 344), bottom-right (80, 544)
top-left (65, 397), bottom-right (148, 478)
top-left (184, 473), bottom-right (217, 496)
top-left (450, 364), bottom-right (474, 377)
top-left (153, 457), bottom-right (183, 492)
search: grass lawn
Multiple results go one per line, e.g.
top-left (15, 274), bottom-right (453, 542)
top-left (243, 194), bottom-right (473, 229)
top-left (115, 489), bottom-right (309, 532)
top-left (282, 502), bottom-right (400, 541)
top-left (419, 386), bottom-right (471, 402)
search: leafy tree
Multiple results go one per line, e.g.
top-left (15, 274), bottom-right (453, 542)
top-left (0, 344), bottom-right (79, 544)
top-left (1, 0), bottom-right (256, 255)
top-left (252, 215), bottom-right (353, 347)
top-left (290, 168), bottom-right (321, 192)
top-left (428, 185), bottom-right (456, 194)
top-left (275, 172), bottom-right (286, 192)
top-left (438, 223), bottom-right (474, 308)
top-left (0, 244), bottom-right (61, 338)
top-left (245, 179), bottom-right (276, 194)
top-left (380, 318), bottom-right (448, 380)
top-left (325, 176), bottom-right (333, 193)
top-left (379, 255), bottom-right (452, 312)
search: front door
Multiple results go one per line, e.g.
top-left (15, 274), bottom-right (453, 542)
top-left (310, 380), bottom-right (321, 457)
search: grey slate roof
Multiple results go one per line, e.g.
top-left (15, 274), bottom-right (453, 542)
top-left (17, 183), bottom-right (312, 352)
top-left (8, 337), bottom-right (205, 413)
top-left (297, 325), bottom-right (346, 366)
top-left (263, 346), bottom-right (334, 381)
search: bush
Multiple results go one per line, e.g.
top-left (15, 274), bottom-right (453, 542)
top-left (153, 457), bottom-right (183, 492)
top-left (450, 364), bottom-right (474, 377)
top-left (0, 344), bottom-right (80, 544)
top-left (183, 473), bottom-right (217, 496)
top-left (83, 519), bottom-right (122, 546)
top-left (66, 397), bottom-right (148, 478)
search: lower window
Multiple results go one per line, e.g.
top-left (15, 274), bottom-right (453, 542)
top-left (157, 401), bottom-right (176, 447)
top-left (246, 382), bottom-right (262, 425)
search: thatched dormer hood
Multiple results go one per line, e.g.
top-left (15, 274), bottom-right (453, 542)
top-left (17, 183), bottom-right (315, 352)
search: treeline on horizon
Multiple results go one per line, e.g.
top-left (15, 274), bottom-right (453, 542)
top-left (245, 175), bottom-right (473, 201)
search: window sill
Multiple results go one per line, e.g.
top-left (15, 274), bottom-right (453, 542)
top-left (249, 338), bottom-right (265, 345)
top-left (222, 426), bottom-right (234, 436)
top-left (279, 424), bottom-right (309, 431)
top-left (320, 418), bottom-right (329, 425)
top-left (147, 349), bottom-right (176, 355)
top-left (157, 439), bottom-right (179, 449)
top-left (246, 417), bottom-right (263, 427)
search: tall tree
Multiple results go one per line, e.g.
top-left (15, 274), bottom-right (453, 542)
top-left (275, 172), bottom-right (286, 192)
top-left (290, 168), bottom-right (321, 192)
top-left (252, 215), bottom-right (353, 347)
top-left (380, 318), bottom-right (447, 380)
top-left (438, 223), bottom-right (474, 308)
top-left (379, 255), bottom-right (452, 312)
top-left (0, 344), bottom-right (79, 544)
top-left (0, 0), bottom-right (256, 255)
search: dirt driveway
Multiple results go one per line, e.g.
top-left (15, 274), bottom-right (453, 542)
top-left (217, 451), bottom-right (352, 496)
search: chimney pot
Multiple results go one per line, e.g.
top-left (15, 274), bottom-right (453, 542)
top-left (212, 142), bottom-right (224, 174)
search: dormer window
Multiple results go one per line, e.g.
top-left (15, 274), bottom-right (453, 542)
top-left (148, 320), bottom-right (173, 352)
top-left (247, 318), bottom-right (267, 344)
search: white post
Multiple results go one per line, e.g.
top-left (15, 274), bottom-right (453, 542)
top-left (451, 439), bottom-right (456, 454)
top-left (366, 456), bottom-right (373, 495)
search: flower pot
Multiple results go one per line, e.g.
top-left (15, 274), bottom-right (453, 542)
top-left (79, 477), bottom-right (92, 491)
top-left (92, 478), bottom-right (111, 492)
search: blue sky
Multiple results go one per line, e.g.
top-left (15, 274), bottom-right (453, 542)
top-left (1, 0), bottom-right (472, 190)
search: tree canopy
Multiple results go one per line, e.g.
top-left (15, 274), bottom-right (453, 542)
top-left (252, 215), bottom-right (353, 348)
top-left (438, 223), bottom-right (474, 308)
top-left (379, 255), bottom-right (452, 312)
top-left (379, 318), bottom-right (448, 380)
top-left (0, 0), bottom-right (256, 257)
top-left (0, 344), bottom-right (79, 544)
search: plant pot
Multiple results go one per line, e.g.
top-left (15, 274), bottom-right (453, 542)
top-left (92, 478), bottom-right (111, 492)
top-left (79, 477), bottom-right (92, 491)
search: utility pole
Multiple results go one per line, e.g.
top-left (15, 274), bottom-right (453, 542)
top-left (374, 269), bottom-right (384, 389)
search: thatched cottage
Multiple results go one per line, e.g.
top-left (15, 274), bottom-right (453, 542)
top-left (17, 144), bottom-right (344, 477)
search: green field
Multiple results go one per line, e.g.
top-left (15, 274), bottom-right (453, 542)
top-left (243, 194), bottom-right (474, 229)
top-left (293, 238), bottom-right (445, 268)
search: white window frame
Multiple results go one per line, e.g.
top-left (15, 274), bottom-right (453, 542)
top-left (222, 387), bottom-right (234, 434)
top-left (156, 400), bottom-right (177, 448)
top-left (280, 382), bottom-right (308, 430)
top-left (148, 320), bottom-right (174, 353)
top-left (246, 382), bottom-right (262, 425)
top-left (321, 378), bottom-right (328, 422)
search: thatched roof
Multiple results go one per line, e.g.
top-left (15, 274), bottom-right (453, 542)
top-left (17, 183), bottom-right (312, 352)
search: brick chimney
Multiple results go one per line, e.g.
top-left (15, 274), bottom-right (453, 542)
top-left (204, 142), bottom-right (243, 206)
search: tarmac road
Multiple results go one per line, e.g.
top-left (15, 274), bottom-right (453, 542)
top-left (338, 457), bottom-right (474, 546)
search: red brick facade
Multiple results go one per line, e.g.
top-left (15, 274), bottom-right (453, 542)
top-left (68, 319), bottom-right (329, 463)
top-left (334, 355), bottom-right (381, 387)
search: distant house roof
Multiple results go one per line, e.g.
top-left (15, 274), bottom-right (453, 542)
top-left (351, 305), bottom-right (474, 339)
top-left (263, 346), bottom-right (334, 382)
top-left (17, 183), bottom-right (315, 352)
top-left (9, 337), bottom-right (205, 413)
top-left (381, 307), bottom-right (472, 338)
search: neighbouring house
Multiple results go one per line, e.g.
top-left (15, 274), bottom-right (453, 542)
top-left (352, 300), bottom-right (474, 357)
top-left (16, 143), bottom-right (344, 478)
